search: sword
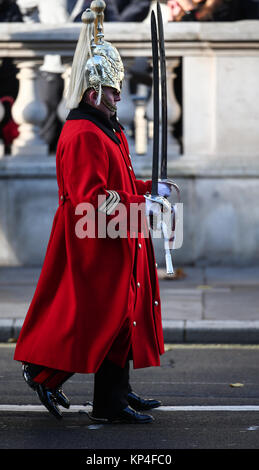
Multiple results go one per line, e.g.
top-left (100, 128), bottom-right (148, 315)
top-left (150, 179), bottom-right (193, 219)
top-left (151, 10), bottom-right (159, 198)
top-left (157, 1), bottom-right (167, 181)
top-left (149, 6), bottom-right (174, 275)
top-left (157, 0), bottom-right (179, 199)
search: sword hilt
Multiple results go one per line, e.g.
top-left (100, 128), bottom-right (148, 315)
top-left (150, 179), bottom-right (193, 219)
top-left (165, 249), bottom-right (174, 275)
top-left (159, 179), bottom-right (181, 203)
top-left (162, 222), bottom-right (174, 276)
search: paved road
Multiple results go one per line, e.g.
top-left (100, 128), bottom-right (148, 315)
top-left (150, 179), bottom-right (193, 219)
top-left (1, 343), bottom-right (259, 464)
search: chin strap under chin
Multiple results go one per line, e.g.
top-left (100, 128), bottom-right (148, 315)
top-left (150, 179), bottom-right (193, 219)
top-left (101, 92), bottom-right (117, 113)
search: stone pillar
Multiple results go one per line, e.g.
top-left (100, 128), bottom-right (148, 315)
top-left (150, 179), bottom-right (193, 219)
top-left (130, 84), bottom-right (151, 174)
top-left (167, 59), bottom-right (181, 157)
top-left (0, 100), bottom-right (5, 158)
top-left (214, 55), bottom-right (259, 159)
top-left (134, 86), bottom-right (148, 156)
top-left (183, 53), bottom-right (259, 160)
top-left (183, 55), bottom-right (215, 158)
top-left (11, 61), bottom-right (48, 156)
top-left (146, 58), bottom-right (181, 160)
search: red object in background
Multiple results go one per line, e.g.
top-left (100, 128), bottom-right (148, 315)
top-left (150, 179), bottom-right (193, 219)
top-left (0, 96), bottom-right (19, 145)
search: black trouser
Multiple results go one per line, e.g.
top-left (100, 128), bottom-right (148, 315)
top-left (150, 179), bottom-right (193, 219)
top-left (93, 358), bottom-right (131, 419)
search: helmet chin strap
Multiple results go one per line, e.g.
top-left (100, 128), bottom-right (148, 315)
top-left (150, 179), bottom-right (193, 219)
top-left (100, 91), bottom-right (117, 114)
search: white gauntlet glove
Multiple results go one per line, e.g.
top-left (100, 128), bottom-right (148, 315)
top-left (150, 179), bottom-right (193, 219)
top-left (145, 194), bottom-right (174, 275)
top-left (157, 182), bottom-right (172, 198)
top-left (145, 181), bottom-right (180, 277)
top-left (145, 194), bottom-right (171, 217)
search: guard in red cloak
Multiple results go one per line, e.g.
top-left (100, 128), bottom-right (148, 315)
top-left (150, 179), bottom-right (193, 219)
top-left (14, 1), bottom-right (173, 423)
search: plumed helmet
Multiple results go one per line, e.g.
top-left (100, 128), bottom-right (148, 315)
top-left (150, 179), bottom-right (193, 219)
top-left (66, 0), bottom-right (124, 109)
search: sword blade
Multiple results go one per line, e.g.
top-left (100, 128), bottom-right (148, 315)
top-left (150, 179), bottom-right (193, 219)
top-left (151, 10), bottom-right (159, 197)
top-left (157, 1), bottom-right (168, 181)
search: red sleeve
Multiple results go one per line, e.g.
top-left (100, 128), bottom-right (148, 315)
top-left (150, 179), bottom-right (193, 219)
top-left (134, 179), bottom-right (152, 195)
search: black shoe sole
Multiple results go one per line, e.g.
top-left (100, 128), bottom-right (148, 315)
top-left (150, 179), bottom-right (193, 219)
top-left (89, 415), bottom-right (154, 424)
top-left (89, 411), bottom-right (154, 425)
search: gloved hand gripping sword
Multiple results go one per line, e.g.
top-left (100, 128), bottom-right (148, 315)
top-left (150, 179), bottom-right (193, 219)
top-left (145, 2), bottom-right (181, 275)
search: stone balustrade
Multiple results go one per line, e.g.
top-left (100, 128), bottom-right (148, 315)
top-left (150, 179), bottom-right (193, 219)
top-left (0, 22), bottom-right (184, 165)
top-left (0, 21), bottom-right (259, 168)
top-left (0, 21), bottom-right (259, 266)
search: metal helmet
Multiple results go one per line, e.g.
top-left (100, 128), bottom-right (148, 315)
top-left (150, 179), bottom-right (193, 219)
top-left (66, 0), bottom-right (124, 109)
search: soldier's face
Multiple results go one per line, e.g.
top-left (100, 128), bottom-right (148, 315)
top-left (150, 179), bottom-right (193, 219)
top-left (100, 87), bottom-right (121, 118)
top-left (86, 86), bottom-right (121, 119)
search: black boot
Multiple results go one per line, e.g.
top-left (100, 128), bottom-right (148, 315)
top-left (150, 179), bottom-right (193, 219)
top-left (22, 364), bottom-right (38, 390)
top-left (52, 388), bottom-right (70, 409)
top-left (128, 391), bottom-right (161, 411)
top-left (36, 384), bottom-right (63, 420)
top-left (90, 405), bottom-right (154, 424)
top-left (22, 364), bottom-right (70, 410)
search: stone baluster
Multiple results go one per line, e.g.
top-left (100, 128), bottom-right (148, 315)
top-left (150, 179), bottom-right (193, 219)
top-left (167, 59), bottom-right (181, 157)
top-left (134, 86), bottom-right (148, 156)
top-left (11, 61), bottom-right (48, 156)
top-left (146, 61), bottom-right (161, 159)
top-left (0, 100), bottom-right (5, 158)
top-left (146, 58), bottom-right (181, 161)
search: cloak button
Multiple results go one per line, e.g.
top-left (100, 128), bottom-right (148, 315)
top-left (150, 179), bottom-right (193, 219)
top-left (129, 166), bottom-right (132, 171)
top-left (60, 195), bottom-right (64, 200)
top-left (137, 282), bottom-right (140, 288)
top-left (133, 321), bottom-right (136, 326)
top-left (154, 300), bottom-right (159, 306)
top-left (138, 243), bottom-right (142, 249)
top-left (155, 263), bottom-right (158, 268)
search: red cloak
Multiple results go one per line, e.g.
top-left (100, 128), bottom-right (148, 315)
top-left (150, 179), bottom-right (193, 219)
top-left (14, 106), bottom-right (164, 373)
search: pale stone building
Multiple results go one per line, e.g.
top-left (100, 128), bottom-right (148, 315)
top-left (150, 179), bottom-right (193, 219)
top-left (0, 16), bottom-right (259, 268)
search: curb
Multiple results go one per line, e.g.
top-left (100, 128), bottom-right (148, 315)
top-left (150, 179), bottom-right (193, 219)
top-left (162, 320), bottom-right (259, 344)
top-left (2, 318), bottom-right (259, 345)
top-left (0, 318), bottom-right (24, 342)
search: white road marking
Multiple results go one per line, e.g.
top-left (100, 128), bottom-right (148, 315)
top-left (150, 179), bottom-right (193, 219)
top-left (164, 344), bottom-right (259, 350)
top-left (3, 343), bottom-right (259, 350)
top-left (1, 404), bottom-right (259, 413)
top-left (0, 405), bottom-right (92, 413)
top-left (156, 406), bottom-right (259, 412)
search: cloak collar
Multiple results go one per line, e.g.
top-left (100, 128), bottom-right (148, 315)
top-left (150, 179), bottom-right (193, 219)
top-left (66, 102), bottom-right (123, 145)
